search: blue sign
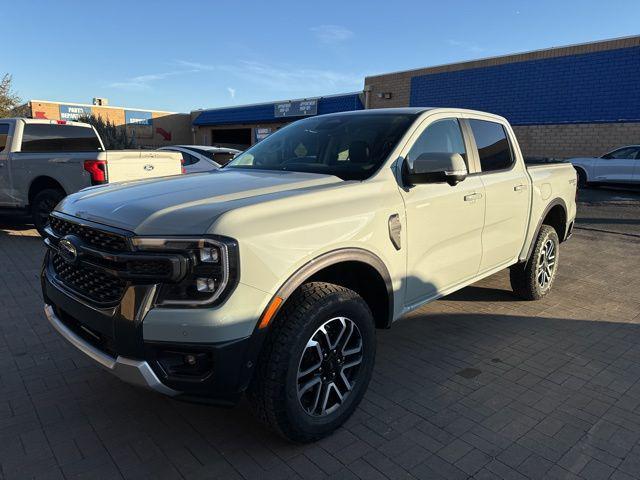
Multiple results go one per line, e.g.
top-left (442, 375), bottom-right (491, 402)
top-left (125, 110), bottom-right (153, 126)
top-left (59, 105), bottom-right (92, 121)
top-left (274, 99), bottom-right (318, 118)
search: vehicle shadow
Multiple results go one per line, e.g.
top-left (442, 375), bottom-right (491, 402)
top-left (40, 309), bottom-right (640, 474)
top-left (443, 284), bottom-right (520, 302)
top-left (0, 214), bottom-right (39, 237)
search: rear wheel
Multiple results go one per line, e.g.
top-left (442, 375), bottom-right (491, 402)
top-left (510, 225), bottom-right (560, 300)
top-left (31, 188), bottom-right (65, 236)
top-left (248, 282), bottom-right (375, 442)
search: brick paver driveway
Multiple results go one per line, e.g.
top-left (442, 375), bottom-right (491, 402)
top-left (1, 213), bottom-right (640, 479)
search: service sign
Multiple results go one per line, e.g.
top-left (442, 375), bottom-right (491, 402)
top-left (274, 99), bottom-right (318, 118)
top-left (255, 127), bottom-right (273, 142)
top-left (59, 105), bottom-right (92, 121)
top-left (125, 110), bottom-right (153, 126)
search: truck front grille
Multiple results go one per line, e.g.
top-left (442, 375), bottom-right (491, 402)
top-left (50, 216), bottom-right (129, 252)
top-left (52, 252), bottom-right (127, 304)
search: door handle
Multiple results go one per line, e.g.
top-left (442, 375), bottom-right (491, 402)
top-left (464, 192), bottom-right (483, 202)
top-left (514, 184), bottom-right (527, 191)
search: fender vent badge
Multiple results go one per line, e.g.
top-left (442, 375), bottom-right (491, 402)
top-left (388, 214), bottom-right (401, 251)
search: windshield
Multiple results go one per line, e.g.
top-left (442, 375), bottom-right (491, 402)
top-left (225, 113), bottom-right (417, 180)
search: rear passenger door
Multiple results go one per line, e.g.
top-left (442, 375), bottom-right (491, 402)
top-left (467, 118), bottom-right (530, 272)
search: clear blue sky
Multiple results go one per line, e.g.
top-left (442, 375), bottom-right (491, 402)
top-left (3, 0), bottom-right (639, 112)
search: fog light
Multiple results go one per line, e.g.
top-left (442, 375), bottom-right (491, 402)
top-left (196, 278), bottom-right (216, 292)
top-left (153, 349), bottom-right (213, 378)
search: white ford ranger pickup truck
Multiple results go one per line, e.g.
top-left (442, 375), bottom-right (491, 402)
top-left (41, 108), bottom-right (577, 442)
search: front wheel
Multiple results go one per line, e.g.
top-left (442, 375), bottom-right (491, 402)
top-left (510, 224), bottom-right (560, 300)
top-left (31, 188), bottom-right (65, 236)
top-left (575, 168), bottom-right (588, 189)
top-left (247, 282), bottom-right (375, 442)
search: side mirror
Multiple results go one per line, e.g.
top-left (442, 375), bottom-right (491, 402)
top-left (404, 152), bottom-right (468, 186)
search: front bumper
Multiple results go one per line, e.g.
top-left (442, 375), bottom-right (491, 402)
top-left (42, 262), bottom-right (265, 405)
top-left (44, 304), bottom-right (179, 396)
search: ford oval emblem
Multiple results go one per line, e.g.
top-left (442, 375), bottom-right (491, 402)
top-left (143, 164), bottom-right (154, 171)
top-left (58, 236), bottom-right (78, 264)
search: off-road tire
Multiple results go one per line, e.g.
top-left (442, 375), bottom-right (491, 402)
top-left (510, 225), bottom-right (560, 300)
top-left (247, 282), bottom-right (375, 443)
top-left (32, 189), bottom-right (65, 236)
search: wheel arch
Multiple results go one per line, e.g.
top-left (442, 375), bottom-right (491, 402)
top-left (28, 176), bottom-right (66, 206)
top-left (267, 248), bottom-right (394, 330)
top-left (524, 198), bottom-right (568, 262)
top-left (573, 165), bottom-right (588, 181)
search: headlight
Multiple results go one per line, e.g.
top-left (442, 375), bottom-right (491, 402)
top-left (132, 236), bottom-right (239, 307)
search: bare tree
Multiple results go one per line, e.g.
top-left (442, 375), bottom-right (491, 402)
top-left (0, 74), bottom-right (22, 118)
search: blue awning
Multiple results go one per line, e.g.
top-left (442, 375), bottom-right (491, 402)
top-left (193, 93), bottom-right (363, 126)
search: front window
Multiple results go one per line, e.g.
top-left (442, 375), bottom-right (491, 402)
top-left (225, 113), bottom-right (417, 181)
top-left (602, 147), bottom-right (639, 160)
top-left (407, 119), bottom-right (467, 168)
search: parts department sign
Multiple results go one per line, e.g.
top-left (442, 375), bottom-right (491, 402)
top-left (59, 105), bottom-right (92, 121)
top-left (274, 99), bottom-right (318, 118)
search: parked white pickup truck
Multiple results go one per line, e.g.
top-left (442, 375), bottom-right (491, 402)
top-left (0, 118), bottom-right (183, 234)
top-left (41, 108), bottom-right (577, 442)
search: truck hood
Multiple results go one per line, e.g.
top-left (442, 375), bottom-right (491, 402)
top-left (56, 169), bottom-right (343, 234)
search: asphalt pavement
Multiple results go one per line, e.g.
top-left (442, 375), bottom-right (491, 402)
top-left (576, 186), bottom-right (640, 237)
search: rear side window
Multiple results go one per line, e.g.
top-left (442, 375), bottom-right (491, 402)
top-left (184, 147), bottom-right (216, 160)
top-left (180, 152), bottom-right (198, 165)
top-left (0, 124), bottom-right (9, 152)
top-left (20, 124), bottom-right (102, 152)
top-left (469, 119), bottom-right (514, 172)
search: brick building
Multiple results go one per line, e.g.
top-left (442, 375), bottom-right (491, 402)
top-left (191, 93), bottom-right (364, 150)
top-left (18, 99), bottom-right (192, 148)
top-left (364, 36), bottom-right (640, 158)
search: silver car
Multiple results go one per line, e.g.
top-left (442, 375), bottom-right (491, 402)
top-left (567, 145), bottom-right (640, 187)
top-left (158, 145), bottom-right (241, 173)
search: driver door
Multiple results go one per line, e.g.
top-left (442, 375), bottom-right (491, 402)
top-left (399, 117), bottom-right (485, 306)
top-left (594, 147), bottom-right (639, 183)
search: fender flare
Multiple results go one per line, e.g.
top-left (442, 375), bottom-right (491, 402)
top-left (275, 248), bottom-right (393, 301)
top-left (272, 247), bottom-right (395, 328)
top-left (523, 198), bottom-right (568, 262)
top-left (236, 248), bottom-right (395, 392)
